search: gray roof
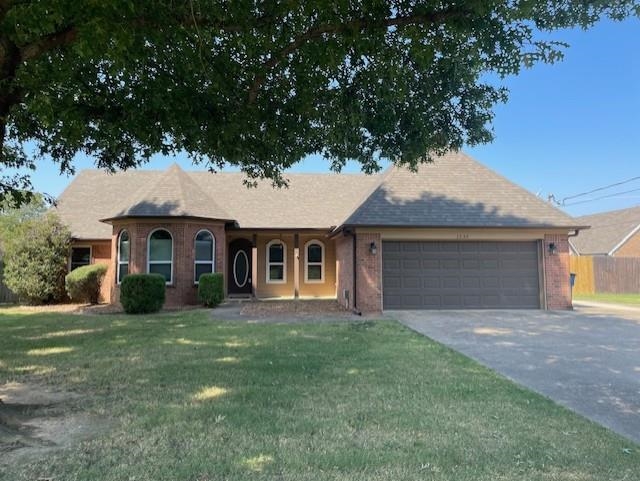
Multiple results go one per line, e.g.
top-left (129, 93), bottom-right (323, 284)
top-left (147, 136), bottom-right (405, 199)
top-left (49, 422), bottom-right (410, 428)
top-left (55, 151), bottom-right (581, 240)
top-left (103, 164), bottom-right (232, 221)
top-left (570, 206), bottom-right (640, 255)
top-left (55, 166), bottom-right (382, 239)
top-left (342, 151), bottom-right (578, 228)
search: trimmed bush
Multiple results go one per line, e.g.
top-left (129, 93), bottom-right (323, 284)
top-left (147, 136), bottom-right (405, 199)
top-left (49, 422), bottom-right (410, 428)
top-left (65, 263), bottom-right (108, 304)
top-left (120, 274), bottom-right (166, 314)
top-left (198, 273), bottom-right (224, 307)
top-left (3, 213), bottom-right (71, 304)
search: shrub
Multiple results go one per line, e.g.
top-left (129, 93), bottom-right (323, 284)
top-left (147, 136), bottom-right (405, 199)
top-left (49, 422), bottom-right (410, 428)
top-left (65, 263), bottom-right (108, 304)
top-left (3, 213), bottom-right (71, 304)
top-left (120, 274), bottom-right (166, 314)
top-left (198, 273), bottom-right (224, 307)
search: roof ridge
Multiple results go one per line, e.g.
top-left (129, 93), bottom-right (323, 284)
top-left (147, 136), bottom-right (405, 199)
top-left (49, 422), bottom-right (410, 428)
top-left (335, 165), bottom-right (394, 228)
top-left (174, 166), bottom-right (232, 219)
top-left (455, 151), bottom-right (576, 223)
top-left (577, 204), bottom-right (640, 220)
top-left (104, 164), bottom-right (233, 221)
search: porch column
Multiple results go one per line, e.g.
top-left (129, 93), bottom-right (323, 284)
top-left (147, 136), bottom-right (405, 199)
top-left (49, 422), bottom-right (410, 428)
top-left (251, 234), bottom-right (258, 298)
top-left (294, 234), bottom-right (300, 298)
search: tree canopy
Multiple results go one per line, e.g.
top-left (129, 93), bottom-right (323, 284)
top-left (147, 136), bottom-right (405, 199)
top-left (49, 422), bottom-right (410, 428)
top-left (0, 1), bottom-right (638, 198)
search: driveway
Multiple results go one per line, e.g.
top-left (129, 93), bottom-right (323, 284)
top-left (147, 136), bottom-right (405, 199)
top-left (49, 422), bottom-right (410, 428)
top-left (389, 302), bottom-right (640, 444)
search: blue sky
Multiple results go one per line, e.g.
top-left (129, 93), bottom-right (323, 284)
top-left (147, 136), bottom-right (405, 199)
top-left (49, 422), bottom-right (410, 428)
top-left (24, 17), bottom-right (640, 217)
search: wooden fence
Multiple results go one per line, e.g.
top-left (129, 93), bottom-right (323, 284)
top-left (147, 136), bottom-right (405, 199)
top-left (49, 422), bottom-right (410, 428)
top-left (570, 256), bottom-right (640, 295)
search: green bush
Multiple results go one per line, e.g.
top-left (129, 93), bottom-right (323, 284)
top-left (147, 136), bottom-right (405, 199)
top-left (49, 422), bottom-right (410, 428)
top-left (3, 213), bottom-right (71, 304)
top-left (65, 263), bottom-right (108, 304)
top-left (120, 274), bottom-right (166, 314)
top-left (198, 273), bottom-right (224, 307)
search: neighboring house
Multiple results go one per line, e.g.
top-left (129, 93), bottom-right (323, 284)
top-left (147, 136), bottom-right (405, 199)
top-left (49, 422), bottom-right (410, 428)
top-left (55, 151), bottom-right (582, 311)
top-left (570, 206), bottom-right (640, 257)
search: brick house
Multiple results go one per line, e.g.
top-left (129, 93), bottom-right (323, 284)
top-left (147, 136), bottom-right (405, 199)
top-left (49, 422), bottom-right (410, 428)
top-left (55, 151), bottom-right (583, 312)
top-left (570, 206), bottom-right (640, 257)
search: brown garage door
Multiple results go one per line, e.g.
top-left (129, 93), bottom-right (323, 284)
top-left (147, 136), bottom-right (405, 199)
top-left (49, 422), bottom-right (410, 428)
top-left (382, 241), bottom-right (541, 309)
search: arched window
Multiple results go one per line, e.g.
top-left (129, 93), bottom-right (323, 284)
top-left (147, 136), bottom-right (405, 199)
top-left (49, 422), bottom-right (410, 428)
top-left (304, 240), bottom-right (325, 283)
top-left (266, 240), bottom-right (286, 283)
top-left (147, 229), bottom-right (173, 284)
top-left (194, 230), bottom-right (215, 283)
top-left (117, 230), bottom-right (130, 284)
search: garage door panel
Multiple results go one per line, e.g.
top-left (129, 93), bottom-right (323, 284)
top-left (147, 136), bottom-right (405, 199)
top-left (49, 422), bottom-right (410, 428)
top-left (383, 258), bottom-right (401, 269)
top-left (402, 259), bottom-right (421, 269)
top-left (423, 277), bottom-right (440, 288)
top-left (382, 241), bottom-right (540, 309)
top-left (403, 277), bottom-right (421, 288)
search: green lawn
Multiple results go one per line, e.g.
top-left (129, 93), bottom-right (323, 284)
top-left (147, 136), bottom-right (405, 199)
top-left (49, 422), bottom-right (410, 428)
top-left (574, 292), bottom-right (640, 306)
top-left (0, 308), bottom-right (637, 480)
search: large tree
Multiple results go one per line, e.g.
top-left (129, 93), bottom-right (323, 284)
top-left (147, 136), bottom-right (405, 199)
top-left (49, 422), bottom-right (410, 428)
top-left (0, 1), bottom-right (637, 197)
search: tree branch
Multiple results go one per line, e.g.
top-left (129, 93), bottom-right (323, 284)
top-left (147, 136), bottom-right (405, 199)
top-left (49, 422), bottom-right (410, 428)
top-left (247, 8), bottom-right (472, 103)
top-left (19, 25), bottom-right (77, 61)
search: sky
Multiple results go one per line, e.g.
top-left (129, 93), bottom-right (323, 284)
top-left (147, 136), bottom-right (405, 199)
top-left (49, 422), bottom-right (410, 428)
top-left (20, 17), bottom-right (640, 218)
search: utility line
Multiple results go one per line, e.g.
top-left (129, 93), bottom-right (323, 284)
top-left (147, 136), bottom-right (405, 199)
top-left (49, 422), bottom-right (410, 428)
top-left (564, 187), bottom-right (640, 206)
top-left (562, 175), bottom-right (640, 203)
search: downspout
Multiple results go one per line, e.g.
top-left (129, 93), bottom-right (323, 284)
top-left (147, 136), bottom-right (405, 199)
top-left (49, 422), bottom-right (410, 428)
top-left (352, 231), bottom-right (361, 316)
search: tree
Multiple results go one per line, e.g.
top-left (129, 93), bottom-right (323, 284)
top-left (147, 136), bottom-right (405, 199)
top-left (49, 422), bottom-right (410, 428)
top-left (3, 212), bottom-right (70, 304)
top-left (0, 1), bottom-right (638, 198)
top-left (0, 192), bottom-right (48, 244)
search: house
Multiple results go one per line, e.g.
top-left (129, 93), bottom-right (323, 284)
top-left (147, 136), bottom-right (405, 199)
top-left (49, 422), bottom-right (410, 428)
top-left (55, 151), bottom-right (582, 311)
top-left (570, 206), bottom-right (640, 257)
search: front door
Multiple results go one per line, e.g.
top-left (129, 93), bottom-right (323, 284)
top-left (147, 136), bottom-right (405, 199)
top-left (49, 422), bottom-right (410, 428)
top-left (228, 238), bottom-right (252, 295)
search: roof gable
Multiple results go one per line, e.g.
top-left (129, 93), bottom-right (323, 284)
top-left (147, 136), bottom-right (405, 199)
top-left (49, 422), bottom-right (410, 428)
top-left (571, 206), bottom-right (640, 255)
top-left (342, 151), bottom-right (577, 228)
top-left (104, 163), bottom-right (231, 221)
top-left (55, 168), bottom-right (382, 239)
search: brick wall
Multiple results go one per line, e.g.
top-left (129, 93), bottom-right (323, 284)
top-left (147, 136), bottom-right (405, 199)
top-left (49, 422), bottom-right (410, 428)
top-left (111, 219), bottom-right (226, 306)
top-left (543, 234), bottom-right (572, 309)
top-left (613, 231), bottom-right (640, 257)
top-left (91, 241), bottom-right (113, 303)
top-left (355, 232), bottom-right (383, 313)
top-left (335, 234), bottom-right (354, 309)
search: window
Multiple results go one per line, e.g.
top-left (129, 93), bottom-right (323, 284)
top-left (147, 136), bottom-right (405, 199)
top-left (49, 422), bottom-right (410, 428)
top-left (117, 230), bottom-right (130, 284)
top-left (70, 247), bottom-right (91, 271)
top-left (266, 240), bottom-right (286, 283)
top-left (194, 230), bottom-right (215, 283)
top-left (147, 229), bottom-right (173, 284)
top-left (304, 240), bottom-right (324, 283)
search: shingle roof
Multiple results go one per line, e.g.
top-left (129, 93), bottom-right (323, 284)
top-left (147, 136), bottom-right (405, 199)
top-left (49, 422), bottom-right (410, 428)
top-left (570, 206), bottom-right (640, 255)
top-left (342, 151), bottom-right (579, 228)
top-left (55, 167), bottom-right (382, 239)
top-left (103, 163), bottom-right (232, 221)
top-left (55, 151), bottom-right (581, 240)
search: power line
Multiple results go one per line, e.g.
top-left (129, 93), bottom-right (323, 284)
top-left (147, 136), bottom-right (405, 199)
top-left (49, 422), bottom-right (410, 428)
top-left (562, 175), bottom-right (640, 203)
top-left (565, 187), bottom-right (640, 206)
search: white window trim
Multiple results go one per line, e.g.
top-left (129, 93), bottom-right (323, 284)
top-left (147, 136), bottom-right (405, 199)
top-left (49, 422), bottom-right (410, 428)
top-left (117, 230), bottom-right (130, 285)
top-left (69, 245), bottom-right (92, 271)
top-left (304, 239), bottom-right (325, 283)
top-left (147, 228), bottom-right (173, 285)
top-left (266, 239), bottom-right (287, 284)
top-left (194, 229), bottom-right (216, 284)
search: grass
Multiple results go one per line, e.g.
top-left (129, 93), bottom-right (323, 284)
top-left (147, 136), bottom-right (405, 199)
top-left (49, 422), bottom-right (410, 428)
top-left (574, 292), bottom-right (640, 306)
top-left (1, 308), bottom-right (638, 481)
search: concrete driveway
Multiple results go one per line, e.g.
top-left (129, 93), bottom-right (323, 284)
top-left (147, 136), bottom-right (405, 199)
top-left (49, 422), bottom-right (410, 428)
top-left (389, 302), bottom-right (640, 444)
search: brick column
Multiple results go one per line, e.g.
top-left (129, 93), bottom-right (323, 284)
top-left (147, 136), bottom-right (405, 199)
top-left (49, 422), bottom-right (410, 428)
top-left (335, 234), bottom-right (354, 309)
top-left (543, 234), bottom-right (572, 309)
top-left (355, 232), bottom-right (383, 313)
